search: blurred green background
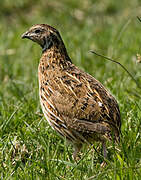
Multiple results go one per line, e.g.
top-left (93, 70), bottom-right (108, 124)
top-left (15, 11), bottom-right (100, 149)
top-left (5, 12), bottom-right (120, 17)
top-left (0, 0), bottom-right (141, 179)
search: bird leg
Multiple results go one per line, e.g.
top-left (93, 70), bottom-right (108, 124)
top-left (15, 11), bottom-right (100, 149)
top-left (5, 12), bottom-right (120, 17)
top-left (100, 141), bottom-right (107, 167)
top-left (103, 141), bottom-right (107, 158)
top-left (72, 144), bottom-right (82, 161)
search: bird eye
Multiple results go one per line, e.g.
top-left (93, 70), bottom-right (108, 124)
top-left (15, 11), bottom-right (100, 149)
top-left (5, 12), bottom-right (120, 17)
top-left (35, 29), bottom-right (41, 33)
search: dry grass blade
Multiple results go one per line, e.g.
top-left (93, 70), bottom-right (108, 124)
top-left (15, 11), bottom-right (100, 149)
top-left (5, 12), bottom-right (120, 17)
top-left (89, 50), bottom-right (141, 89)
top-left (137, 16), bottom-right (141, 23)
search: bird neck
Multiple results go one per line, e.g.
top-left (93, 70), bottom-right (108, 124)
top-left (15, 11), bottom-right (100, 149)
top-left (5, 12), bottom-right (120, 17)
top-left (41, 43), bottom-right (72, 67)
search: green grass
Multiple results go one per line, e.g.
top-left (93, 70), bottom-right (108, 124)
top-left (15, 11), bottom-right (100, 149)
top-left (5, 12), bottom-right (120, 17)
top-left (0, 0), bottom-right (141, 179)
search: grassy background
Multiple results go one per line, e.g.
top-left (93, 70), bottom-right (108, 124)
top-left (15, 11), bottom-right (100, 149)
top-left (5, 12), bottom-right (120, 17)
top-left (0, 0), bottom-right (141, 179)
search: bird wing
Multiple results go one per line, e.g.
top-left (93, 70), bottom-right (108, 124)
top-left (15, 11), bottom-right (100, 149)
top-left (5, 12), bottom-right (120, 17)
top-left (44, 65), bottom-right (121, 139)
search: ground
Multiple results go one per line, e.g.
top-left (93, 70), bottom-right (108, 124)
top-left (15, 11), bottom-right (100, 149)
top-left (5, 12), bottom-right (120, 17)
top-left (0, 0), bottom-right (141, 179)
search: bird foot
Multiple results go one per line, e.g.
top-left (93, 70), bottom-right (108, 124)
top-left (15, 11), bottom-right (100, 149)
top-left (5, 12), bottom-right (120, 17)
top-left (72, 155), bottom-right (80, 162)
top-left (100, 161), bottom-right (107, 168)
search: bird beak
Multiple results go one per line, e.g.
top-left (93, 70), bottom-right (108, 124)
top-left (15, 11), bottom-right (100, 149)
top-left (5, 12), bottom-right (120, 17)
top-left (21, 31), bottom-right (30, 39)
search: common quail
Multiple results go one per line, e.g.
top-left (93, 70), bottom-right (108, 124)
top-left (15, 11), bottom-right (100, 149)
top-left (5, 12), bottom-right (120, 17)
top-left (22, 24), bottom-right (121, 161)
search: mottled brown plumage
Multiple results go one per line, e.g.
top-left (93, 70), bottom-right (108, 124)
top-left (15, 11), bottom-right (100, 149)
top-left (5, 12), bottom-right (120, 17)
top-left (22, 24), bottom-right (121, 161)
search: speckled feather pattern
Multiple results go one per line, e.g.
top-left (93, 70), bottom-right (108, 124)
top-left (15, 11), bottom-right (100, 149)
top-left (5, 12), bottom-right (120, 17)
top-left (22, 24), bottom-right (121, 160)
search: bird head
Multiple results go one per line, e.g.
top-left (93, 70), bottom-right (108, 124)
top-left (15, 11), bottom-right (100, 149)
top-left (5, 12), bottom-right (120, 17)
top-left (21, 24), bottom-right (63, 52)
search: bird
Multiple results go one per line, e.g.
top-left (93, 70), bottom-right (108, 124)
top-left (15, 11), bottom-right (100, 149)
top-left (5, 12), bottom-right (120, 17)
top-left (21, 24), bottom-right (121, 163)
